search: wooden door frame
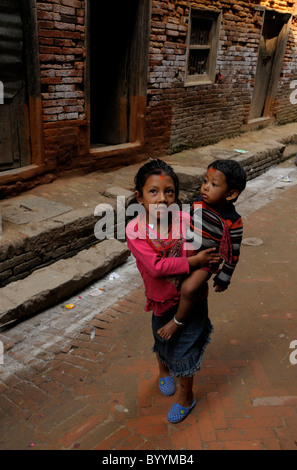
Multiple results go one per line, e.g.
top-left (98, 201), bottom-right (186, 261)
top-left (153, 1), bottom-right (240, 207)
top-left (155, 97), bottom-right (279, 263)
top-left (262, 12), bottom-right (292, 117)
top-left (84, 0), bottom-right (151, 159)
top-left (249, 7), bottom-right (292, 124)
top-left (0, 0), bottom-right (45, 186)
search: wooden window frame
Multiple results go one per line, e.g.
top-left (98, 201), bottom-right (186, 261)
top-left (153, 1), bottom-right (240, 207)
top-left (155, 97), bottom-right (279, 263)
top-left (185, 8), bottom-right (222, 86)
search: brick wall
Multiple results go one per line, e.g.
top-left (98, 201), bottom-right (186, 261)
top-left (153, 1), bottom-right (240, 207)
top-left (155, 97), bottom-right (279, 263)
top-left (147, 0), bottom-right (297, 153)
top-left (3, 0), bottom-right (295, 193)
top-left (37, 0), bottom-right (88, 170)
top-left (32, 0), bottom-right (297, 169)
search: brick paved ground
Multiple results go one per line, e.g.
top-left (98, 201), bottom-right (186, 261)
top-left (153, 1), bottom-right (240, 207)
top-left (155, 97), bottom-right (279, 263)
top-left (0, 184), bottom-right (297, 451)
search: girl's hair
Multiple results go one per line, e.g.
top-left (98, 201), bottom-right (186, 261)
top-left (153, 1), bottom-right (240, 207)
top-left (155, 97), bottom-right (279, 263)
top-left (208, 159), bottom-right (247, 200)
top-left (128, 158), bottom-right (181, 207)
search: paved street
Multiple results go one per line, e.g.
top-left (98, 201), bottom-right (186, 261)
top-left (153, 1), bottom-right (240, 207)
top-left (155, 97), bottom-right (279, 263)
top-left (0, 159), bottom-right (297, 450)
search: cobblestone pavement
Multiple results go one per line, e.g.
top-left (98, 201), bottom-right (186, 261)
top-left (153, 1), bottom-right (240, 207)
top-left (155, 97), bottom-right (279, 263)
top-left (0, 161), bottom-right (297, 450)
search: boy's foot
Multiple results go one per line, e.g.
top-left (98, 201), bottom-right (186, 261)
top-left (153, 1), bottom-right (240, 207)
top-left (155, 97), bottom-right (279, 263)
top-left (157, 319), bottom-right (180, 340)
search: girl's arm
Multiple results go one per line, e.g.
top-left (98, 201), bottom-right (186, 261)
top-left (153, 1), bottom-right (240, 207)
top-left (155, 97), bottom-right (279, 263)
top-left (126, 231), bottom-right (219, 279)
top-left (126, 234), bottom-right (190, 278)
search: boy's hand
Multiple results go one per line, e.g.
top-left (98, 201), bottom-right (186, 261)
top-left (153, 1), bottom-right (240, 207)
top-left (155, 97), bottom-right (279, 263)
top-left (214, 283), bottom-right (227, 293)
top-left (209, 252), bottom-right (221, 268)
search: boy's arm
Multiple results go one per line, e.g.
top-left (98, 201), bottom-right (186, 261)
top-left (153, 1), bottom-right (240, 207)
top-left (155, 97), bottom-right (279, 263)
top-left (213, 217), bottom-right (243, 291)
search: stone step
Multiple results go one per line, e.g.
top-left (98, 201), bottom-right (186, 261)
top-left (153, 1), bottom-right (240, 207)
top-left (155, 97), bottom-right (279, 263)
top-left (0, 239), bottom-right (130, 328)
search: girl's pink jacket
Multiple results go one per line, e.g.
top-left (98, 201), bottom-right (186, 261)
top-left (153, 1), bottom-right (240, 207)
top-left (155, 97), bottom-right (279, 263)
top-left (125, 212), bottom-right (191, 316)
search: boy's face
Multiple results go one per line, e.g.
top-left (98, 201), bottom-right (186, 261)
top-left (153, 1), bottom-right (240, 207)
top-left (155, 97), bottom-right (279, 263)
top-left (200, 168), bottom-right (238, 207)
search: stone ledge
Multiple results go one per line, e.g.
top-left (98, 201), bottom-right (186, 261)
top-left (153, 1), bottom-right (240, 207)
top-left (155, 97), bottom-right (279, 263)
top-left (0, 239), bottom-right (130, 328)
top-left (171, 165), bottom-right (206, 191)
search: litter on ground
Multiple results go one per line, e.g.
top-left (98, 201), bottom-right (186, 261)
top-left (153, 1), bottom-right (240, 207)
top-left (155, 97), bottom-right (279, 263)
top-left (278, 175), bottom-right (292, 183)
top-left (109, 272), bottom-right (120, 280)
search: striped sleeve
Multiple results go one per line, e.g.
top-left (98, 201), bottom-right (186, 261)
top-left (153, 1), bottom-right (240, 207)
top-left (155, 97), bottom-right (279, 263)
top-left (187, 203), bottom-right (223, 250)
top-left (213, 217), bottom-right (243, 288)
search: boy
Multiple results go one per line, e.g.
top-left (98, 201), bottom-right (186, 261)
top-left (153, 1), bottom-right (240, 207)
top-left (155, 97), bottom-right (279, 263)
top-left (158, 159), bottom-right (247, 340)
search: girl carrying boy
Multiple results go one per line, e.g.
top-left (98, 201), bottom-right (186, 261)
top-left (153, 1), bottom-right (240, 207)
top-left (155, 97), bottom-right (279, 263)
top-left (126, 158), bottom-right (246, 423)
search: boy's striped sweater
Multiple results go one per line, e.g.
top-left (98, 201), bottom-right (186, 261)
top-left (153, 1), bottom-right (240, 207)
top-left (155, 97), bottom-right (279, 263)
top-left (188, 197), bottom-right (243, 288)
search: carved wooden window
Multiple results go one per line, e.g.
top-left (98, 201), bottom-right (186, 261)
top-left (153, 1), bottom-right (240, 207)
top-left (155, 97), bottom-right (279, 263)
top-left (185, 9), bottom-right (221, 86)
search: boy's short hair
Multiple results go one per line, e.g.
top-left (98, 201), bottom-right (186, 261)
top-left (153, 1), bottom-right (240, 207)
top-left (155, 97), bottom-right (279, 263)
top-left (208, 159), bottom-right (247, 197)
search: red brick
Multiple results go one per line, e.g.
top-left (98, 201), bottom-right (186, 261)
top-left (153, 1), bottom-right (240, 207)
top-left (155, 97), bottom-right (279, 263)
top-left (170, 427), bottom-right (188, 450)
top-left (38, 11), bottom-right (61, 21)
top-left (55, 352), bottom-right (98, 370)
top-left (38, 20), bottom-right (54, 29)
top-left (217, 427), bottom-right (275, 442)
top-left (3, 388), bottom-right (40, 412)
top-left (197, 410), bottom-right (216, 442)
top-left (54, 21), bottom-right (76, 31)
top-left (206, 442), bottom-right (224, 450)
top-left (0, 394), bottom-right (29, 420)
top-left (284, 417), bottom-right (297, 440)
top-left (137, 378), bottom-right (153, 409)
top-left (249, 360), bottom-right (273, 389)
top-left (275, 427), bottom-right (297, 450)
top-left (248, 406), bottom-right (296, 419)
top-left (47, 368), bottom-right (78, 387)
top-left (207, 391), bottom-right (228, 429)
top-left (59, 413), bottom-right (106, 448)
top-left (13, 382), bottom-right (48, 407)
top-left (183, 415), bottom-right (203, 450)
top-left (93, 428), bottom-right (131, 450)
top-left (39, 29), bottom-right (62, 38)
top-left (37, 380), bottom-right (64, 397)
top-left (41, 78), bottom-right (63, 85)
top-left (117, 434), bottom-right (144, 450)
top-left (262, 438), bottom-right (282, 450)
top-left (223, 440), bottom-right (262, 450)
top-left (217, 383), bottom-right (239, 417)
top-left (61, 0), bottom-right (82, 8)
top-left (126, 414), bottom-right (167, 429)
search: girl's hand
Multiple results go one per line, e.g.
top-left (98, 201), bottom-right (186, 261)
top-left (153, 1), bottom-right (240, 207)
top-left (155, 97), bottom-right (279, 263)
top-left (188, 248), bottom-right (221, 269)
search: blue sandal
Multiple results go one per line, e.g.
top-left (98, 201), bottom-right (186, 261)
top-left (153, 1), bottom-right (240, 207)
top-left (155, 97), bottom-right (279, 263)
top-left (167, 399), bottom-right (196, 423)
top-left (159, 376), bottom-right (176, 396)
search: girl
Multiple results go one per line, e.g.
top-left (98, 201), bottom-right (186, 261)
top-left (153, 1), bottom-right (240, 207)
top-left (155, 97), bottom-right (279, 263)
top-left (126, 159), bottom-right (219, 423)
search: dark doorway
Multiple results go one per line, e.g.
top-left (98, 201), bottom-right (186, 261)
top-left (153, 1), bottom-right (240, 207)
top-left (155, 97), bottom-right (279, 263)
top-left (249, 10), bottom-right (291, 121)
top-left (89, 0), bottom-right (150, 147)
top-left (0, 0), bottom-right (31, 171)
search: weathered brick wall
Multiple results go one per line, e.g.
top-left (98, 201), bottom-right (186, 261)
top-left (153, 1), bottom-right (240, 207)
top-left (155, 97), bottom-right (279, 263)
top-left (37, 0), bottom-right (88, 170)
top-left (148, 0), bottom-right (297, 153)
top-left (17, 0), bottom-right (297, 181)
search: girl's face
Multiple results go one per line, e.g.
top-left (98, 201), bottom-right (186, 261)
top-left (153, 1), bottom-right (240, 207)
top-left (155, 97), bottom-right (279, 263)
top-left (136, 173), bottom-right (176, 225)
top-left (200, 168), bottom-right (237, 207)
